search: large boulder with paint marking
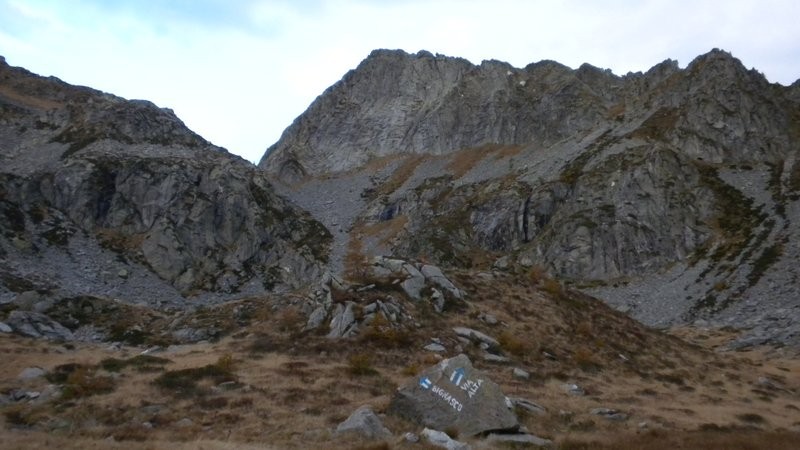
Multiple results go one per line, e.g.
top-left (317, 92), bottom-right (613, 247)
top-left (387, 354), bottom-right (519, 436)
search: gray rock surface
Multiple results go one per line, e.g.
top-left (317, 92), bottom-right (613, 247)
top-left (512, 368), bottom-right (530, 380)
top-left (0, 57), bottom-right (331, 309)
top-left (327, 302), bottom-right (356, 338)
top-left (388, 354), bottom-right (519, 437)
top-left (18, 367), bottom-right (46, 380)
top-left (420, 428), bottom-right (471, 450)
top-left (259, 48), bottom-right (800, 347)
top-left (509, 397), bottom-right (546, 415)
top-left (335, 405), bottom-right (392, 439)
top-left (6, 311), bottom-right (73, 341)
top-left (452, 327), bottom-right (501, 352)
top-left (0, 322), bottom-right (11, 333)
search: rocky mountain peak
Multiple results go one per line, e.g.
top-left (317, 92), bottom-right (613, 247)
top-left (258, 48), bottom-right (800, 348)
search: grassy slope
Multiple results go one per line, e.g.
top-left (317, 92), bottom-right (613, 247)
top-left (1, 270), bottom-right (798, 449)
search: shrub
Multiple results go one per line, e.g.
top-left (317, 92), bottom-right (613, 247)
top-left (154, 359), bottom-right (236, 397)
top-left (347, 353), bottom-right (378, 376)
top-left (100, 355), bottom-right (171, 372)
top-left (497, 331), bottom-right (533, 358)
top-left (61, 366), bottom-right (115, 400)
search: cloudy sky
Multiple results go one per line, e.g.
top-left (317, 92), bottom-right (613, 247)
top-left (1, 0), bottom-right (798, 164)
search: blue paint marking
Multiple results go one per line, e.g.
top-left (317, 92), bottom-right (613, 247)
top-left (450, 367), bottom-right (465, 386)
top-left (419, 377), bottom-right (432, 389)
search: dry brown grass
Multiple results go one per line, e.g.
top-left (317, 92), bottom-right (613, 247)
top-left (446, 144), bottom-right (523, 178)
top-left (358, 215), bottom-right (408, 246)
top-left (372, 154), bottom-right (427, 198)
top-left (558, 429), bottom-right (800, 450)
top-left (2, 269), bottom-right (799, 449)
top-left (0, 85), bottom-right (65, 111)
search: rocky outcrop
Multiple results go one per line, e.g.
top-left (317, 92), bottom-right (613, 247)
top-left (260, 48), bottom-right (800, 346)
top-left (0, 57), bottom-right (330, 305)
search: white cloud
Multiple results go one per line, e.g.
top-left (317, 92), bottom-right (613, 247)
top-left (1, 0), bottom-right (798, 163)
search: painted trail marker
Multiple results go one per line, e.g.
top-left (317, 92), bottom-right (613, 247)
top-left (450, 367), bottom-right (465, 386)
top-left (420, 377), bottom-right (432, 389)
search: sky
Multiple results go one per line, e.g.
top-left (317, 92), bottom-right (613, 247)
top-left (1, 0), bottom-right (799, 164)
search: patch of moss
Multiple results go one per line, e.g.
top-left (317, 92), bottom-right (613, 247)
top-left (100, 355), bottom-right (171, 373)
top-left (747, 244), bottom-right (783, 288)
top-left (694, 163), bottom-right (763, 263)
top-left (154, 360), bottom-right (236, 398)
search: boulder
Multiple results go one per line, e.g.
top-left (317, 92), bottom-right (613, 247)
top-left (421, 264), bottom-right (463, 300)
top-left (509, 397), bottom-right (546, 415)
top-left (400, 263), bottom-right (426, 300)
top-left (421, 428), bottom-right (470, 450)
top-left (452, 327), bottom-right (501, 352)
top-left (6, 311), bottom-right (74, 341)
top-left (18, 367), bottom-right (46, 380)
top-left (335, 405), bottom-right (392, 439)
top-left (327, 302), bottom-right (356, 338)
top-left (304, 306), bottom-right (328, 331)
top-left (388, 354), bottom-right (519, 437)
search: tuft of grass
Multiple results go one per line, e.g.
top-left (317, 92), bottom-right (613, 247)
top-left (736, 413), bottom-right (767, 424)
top-left (497, 330), bottom-right (533, 358)
top-left (100, 355), bottom-right (171, 373)
top-left (60, 366), bottom-right (115, 400)
top-left (347, 353), bottom-right (378, 376)
top-left (359, 313), bottom-right (413, 349)
top-left (154, 356), bottom-right (237, 398)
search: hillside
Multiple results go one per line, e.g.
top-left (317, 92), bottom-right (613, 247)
top-left (0, 56), bottom-right (330, 309)
top-left (260, 49), bottom-right (800, 349)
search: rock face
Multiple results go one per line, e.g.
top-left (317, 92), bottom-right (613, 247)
top-left (388, 354), bottom-right (519, 437)
top-left (260, 48), bottom-right (800, 347)
top-left (0, 57), bottom-right (330, 307)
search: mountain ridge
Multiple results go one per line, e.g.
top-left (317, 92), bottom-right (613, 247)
top-left (260, 47), bottom-right (800, 348)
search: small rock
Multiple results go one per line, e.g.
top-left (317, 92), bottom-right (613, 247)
top-left (590, 408), bottom-right (628, 421)
top-left (304, 306), bottom-right (328, 331)
top-left (425, 343), bottom-right (446, 353)
top-left (486, 432), bottom-right (552, 447)
top-left (117, 269), bottom-right (129, 279)
top-left (452, 327), bottom-right (500, 352)
top-left (18, 367), bottom-right (46, 380)
top-left (0, 322), bottom-right (11, 333)
top-left (421, 428), bottom-right (470, 450)
top-left (563, 384), bottom-right (585, 396)
top-left (512, 367), bottom-right (530, 380)
top-left (335, 405), bottom-right (392, 439)
top-left (404, 432), bottom-right (420, 443)
top-left (175, 418), bottom-right (194, 428)
top-left (479, 313), bottom-right (499, 325)
top-left (430, 288), bottom-right (445, 313)
top-left (483, 353), bottom-right (510, 364)
top-left (509, 397), bottom-right (547, 415)
top-left (493, 256), bottom-right (510, 270)
top-left (140, 346), bottom-right (164, 355)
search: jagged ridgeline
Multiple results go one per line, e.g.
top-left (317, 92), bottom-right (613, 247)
top-left (260, 49), bottom-right (800, 347)
top-left (0, 57), bottom-right (331, 306)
